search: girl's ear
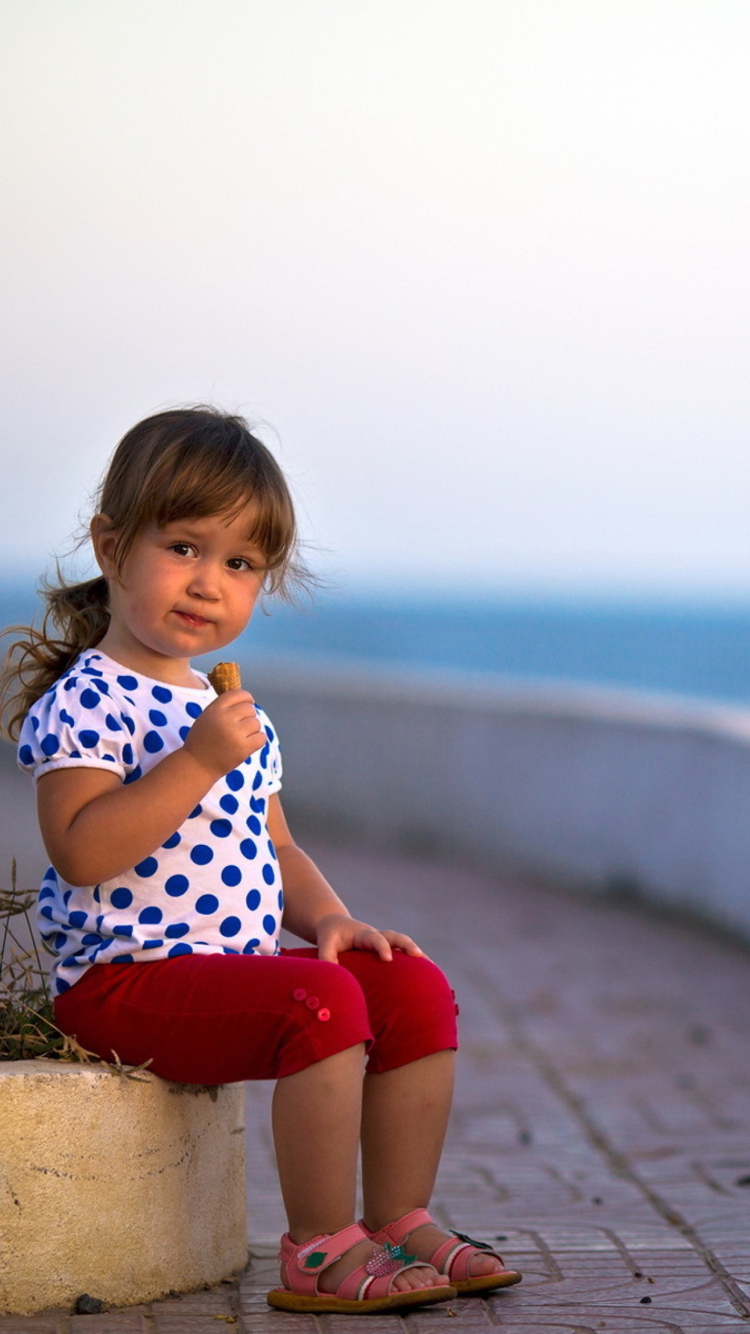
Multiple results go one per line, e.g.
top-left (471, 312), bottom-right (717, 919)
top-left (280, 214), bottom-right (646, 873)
top-left (91, 514), bottom-right (119, 578)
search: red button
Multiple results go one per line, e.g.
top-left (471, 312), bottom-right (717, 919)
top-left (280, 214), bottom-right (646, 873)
top-left (317, 1008), bottom-right (330, 1022)
top-left (455, 1004), bottom-right (460, 1015)
top-left (306, 996), bottom-right (319, 1009)
top-left (293, 988), bottom-right (307, 1001)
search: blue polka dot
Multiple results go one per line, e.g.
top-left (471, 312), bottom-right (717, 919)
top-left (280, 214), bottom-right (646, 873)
top-left (135, 856), bottom-right (158, 878)
top-left (188, 804), bottom-right (202, 818)
top-left (64, 677), bottom-right (78, 691)
top-left (117, 674), bottom-right (138, 690)
top-left (40, 905), bottom-right (54, 920)
top-left (168, 942), bottom-right (193, 957)
top-left (196, 894), bottom-right (219, 914)
top-left (210, 819), bottom-right (232, 838)
top-left (19, 744), bottom-right (33, 766)
top-left (259, 748), bottom-right (268, 769)
top-left (252, 771), bottom-right (263, 790)
top-left (185, 701), bottom-right (202, 718)
top-left (243, 939), bottom-right (260, 955)
top-left (78, 730), bottom-right (100, 748)
top-left (138, 906), bottom-right (163, 924)
top-left (226, 769), bottom-right (245, 791)
top-left (250, 796), bottom-right (265, 813)
top-left (60, 708), bottom-right (75, 726)
top-left (39, 886), bottom-right (55, 901)
top-left (124, 765), bottom-right (143, 784)
top-left (149, 709), bottom-right (167, 726)
top-left (111, 887), bottom-right (133, 909)
top-left (113, 923), bottom-right (134, 937)
top-left (219, 916), bottom-right (242, 937)
top-left (152, 685), bottom-right (173, 703)
top-left (190, 844), bottom-right (214, 866)
top-left (93, 886), bottom-right (101, 903)
top-left (80, 689), bottom-right (101, 710)
top-left (122, 743), bottom-right (134, 765)
top-left (162, 832), bottom-right (181, 849)
top-left (31, 716), bottom-right (40, 729)
top-left (179, 726), bottom-right (190, 741)
top-left (165, 874), bottom-right (189, 896)
top-left (143, 939), bottom-right (163, 949)
top-left (262, 914), bottom-right (276, 935)
top-left (41, 733), bottom-right (60, 756)
top-left (265, 725), bottom-right (275, 742)
top-left (105, 714), bottom-right (123, 731)
top-left (144, 731), bottom-right (164, 753)
top-left (82, 932), bottom-right (103, 947)
top-left (240, 839), bottom-right (257, 860)
top-left (221, 865), bottom-right (242, 887)
top-left (165, 922), bottom-right (190, 938)
top-left (82, 665), bottom-right (104, 677)
top-left (112, 954), bottom-right (134, 964)
top-left (277, 890), bottom-right (284, 911)
top-left (56, 978), bottom-right (71, 993)
top-left (262, 864), bottom-right (275, 885)
top-left (246, 815), bottom-right (261, 836)
top-left (54, 932), bottom-right (68, 950)
top-left (63, 890), bottom-right (72, 905)
top-left (268, 841), bottom-right (277, 860)
top-left (246, 889), bottom-right (261, 911)
top-left (69, 911), bottom-right (88, 929)
top-left (122, 715), bottom-right (136, 735)
top-left (220, 794), bottom-right (239, 814)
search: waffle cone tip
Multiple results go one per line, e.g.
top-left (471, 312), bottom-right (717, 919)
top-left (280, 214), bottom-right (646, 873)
top-left (208, 661), bottom-right (242, 693)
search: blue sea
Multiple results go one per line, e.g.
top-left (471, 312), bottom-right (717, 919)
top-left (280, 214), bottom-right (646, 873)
top-left (5, 582), bottom-right (750, 706)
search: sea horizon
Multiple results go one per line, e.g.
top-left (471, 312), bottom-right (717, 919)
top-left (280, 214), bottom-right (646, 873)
top-left (5, 576), bottom-right (750, 707)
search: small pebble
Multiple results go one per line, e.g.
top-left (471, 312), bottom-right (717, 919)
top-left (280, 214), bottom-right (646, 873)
top-left (74, 1295), bottom-right (104, 1315)
top-left (592, 1196), bottom-right (603, 1205)
top-left (633, 1270), bottom-right (643, 1278)
top-left (640, 1296), bottom-right (652, 1304)
top-left (736, 1174), bottom-right (750, 1188)
top-left (519, 1130), bottom-right (533, 1145)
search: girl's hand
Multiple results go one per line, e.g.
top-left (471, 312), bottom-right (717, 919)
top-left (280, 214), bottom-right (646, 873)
top-left (316, 911), bottom-right (425, 964)
top-left (183, 689), bottom-right (267, 780)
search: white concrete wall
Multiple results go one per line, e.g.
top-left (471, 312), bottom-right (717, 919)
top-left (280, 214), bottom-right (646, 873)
top-left (247, 659), bottom-right (750, 940)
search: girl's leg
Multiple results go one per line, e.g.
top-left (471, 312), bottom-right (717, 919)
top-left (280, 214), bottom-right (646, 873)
top-left (360, 1049), bottom-right (455, 1229)
top-left (272, 1044), bottom-right (448, 1295)
top-left (336, 949), bottom-right (507, 1281)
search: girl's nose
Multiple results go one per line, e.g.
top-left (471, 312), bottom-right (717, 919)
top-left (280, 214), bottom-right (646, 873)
top-left (187, 562), bottom-right (221, 599)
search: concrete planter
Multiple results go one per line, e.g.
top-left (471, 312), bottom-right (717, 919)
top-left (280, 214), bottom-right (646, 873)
top-left (0, 1060), bottom-right (247, 1316)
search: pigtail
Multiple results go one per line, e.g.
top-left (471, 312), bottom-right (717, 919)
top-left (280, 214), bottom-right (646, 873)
top-left (0, 575), bottom-right (110, 741)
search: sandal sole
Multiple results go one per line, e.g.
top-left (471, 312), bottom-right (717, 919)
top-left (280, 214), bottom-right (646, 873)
top-left (451, 1270), bottom-right (523, 1294)
top-left (267, 1283), bottom-right (456, 1313)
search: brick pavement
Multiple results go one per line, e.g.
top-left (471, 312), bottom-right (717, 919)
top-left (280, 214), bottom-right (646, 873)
top-left (3, 839), bottom-right (750, 1332)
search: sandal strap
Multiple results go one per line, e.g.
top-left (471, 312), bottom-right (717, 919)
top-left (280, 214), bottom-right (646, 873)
top-left (363, 1207), bottom-right (434, 1246)
top-left (279, 1222), bottom-right (369, 1296)
top-left (433, 1234), bottom-right (506, 1282)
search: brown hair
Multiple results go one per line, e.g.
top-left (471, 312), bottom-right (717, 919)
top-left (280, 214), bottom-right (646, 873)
top-left (1, 407), bottom-right (308, 739)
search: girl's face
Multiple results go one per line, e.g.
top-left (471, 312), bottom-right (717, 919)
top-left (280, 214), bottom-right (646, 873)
top-left (92, 504), bottom-right (266, 684)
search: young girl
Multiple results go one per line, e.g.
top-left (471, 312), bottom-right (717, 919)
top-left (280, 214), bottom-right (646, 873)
top-left (2, 407), bottom-right (521, 1314)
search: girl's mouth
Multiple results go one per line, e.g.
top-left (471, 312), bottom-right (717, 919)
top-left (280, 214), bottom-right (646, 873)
top-left (174, 610), bottom-right (211, 628)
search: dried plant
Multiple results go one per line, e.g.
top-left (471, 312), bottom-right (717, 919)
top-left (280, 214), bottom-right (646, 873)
top-left (0, 860), bottom-right (151, 1079)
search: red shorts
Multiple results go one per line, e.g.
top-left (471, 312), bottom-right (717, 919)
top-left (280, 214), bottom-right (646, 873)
top-left (54, 947), bottom-right (459, 1085)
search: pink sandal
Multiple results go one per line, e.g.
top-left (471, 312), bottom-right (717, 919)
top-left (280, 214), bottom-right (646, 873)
top-left (362, 1208), bottom-right (522, 1295)
top-left (267, 1221), bottom-right (457, 1313)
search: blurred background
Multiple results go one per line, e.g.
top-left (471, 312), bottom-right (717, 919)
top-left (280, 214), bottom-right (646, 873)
top-left (3, 1), bottom-right (750, 701)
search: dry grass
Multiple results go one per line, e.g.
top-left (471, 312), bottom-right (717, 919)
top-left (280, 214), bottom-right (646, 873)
top-left (0, 861), bottom-right (151, 1077)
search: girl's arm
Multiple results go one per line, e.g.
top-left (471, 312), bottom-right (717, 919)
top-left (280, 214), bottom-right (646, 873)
top-left (268, 794), bottom-right (424, 963)
top-left (37, 690), bottom-right (265, 886)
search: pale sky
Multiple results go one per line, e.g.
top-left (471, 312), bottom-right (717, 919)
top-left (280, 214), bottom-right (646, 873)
top-left (2, 1), bottom-right (750, 597)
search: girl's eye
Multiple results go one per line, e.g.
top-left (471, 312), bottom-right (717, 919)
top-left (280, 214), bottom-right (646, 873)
top-left (227, 557), bottom-right (254, 572)
top-left (170, 543), bottom-right (196, 557)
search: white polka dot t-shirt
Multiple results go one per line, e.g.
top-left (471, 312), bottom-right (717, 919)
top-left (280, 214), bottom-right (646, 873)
top-left (17, 650), bottom-right (283, 996)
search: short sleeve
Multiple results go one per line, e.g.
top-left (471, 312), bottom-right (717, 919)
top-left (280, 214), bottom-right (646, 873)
top-left (17, 671), bottom-right (136, 783)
